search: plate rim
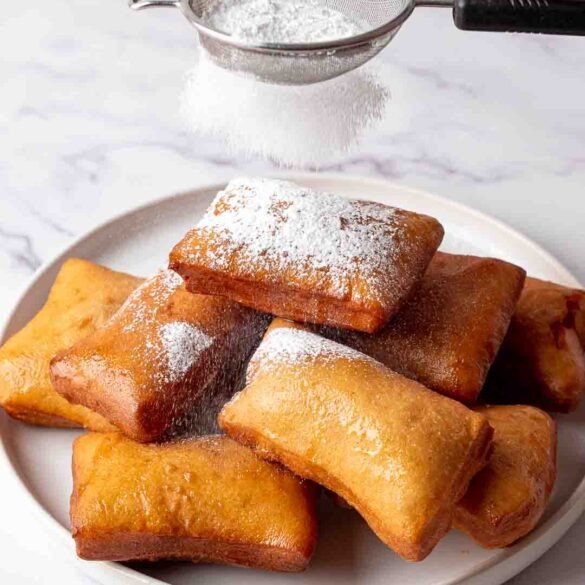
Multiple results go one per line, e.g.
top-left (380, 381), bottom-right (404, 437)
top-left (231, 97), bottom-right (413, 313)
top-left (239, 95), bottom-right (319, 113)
top-left (0, 171), bottom-right (583, 585)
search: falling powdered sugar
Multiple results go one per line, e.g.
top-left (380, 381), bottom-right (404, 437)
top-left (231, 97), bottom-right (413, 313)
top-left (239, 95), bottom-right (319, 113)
top-left (182, 0), bottom-right (389, 165)
top-left (206, 0), bottom-right (365, 43)
top-left (180, 52), bottom-right (389, 167)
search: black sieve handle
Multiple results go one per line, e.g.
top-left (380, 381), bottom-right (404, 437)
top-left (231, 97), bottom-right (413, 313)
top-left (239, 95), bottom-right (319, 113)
top-left (453, 0), bottom-right (585, 35)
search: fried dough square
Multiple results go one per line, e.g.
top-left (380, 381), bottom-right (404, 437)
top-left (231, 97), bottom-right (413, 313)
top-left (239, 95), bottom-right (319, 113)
top-left (71, 433), bottom-right (317, 571)
top-left (51, 270), bottom-right (268, 442)
top-left (169, 177), bottom-right (444, 333)
top-left (455, 405), bottom-right (556, 548)
top-left (0, 258), bottom-right (142, 429)
top-left (219, 319), bottom-right (493, 562)
top-left (487, 277), bottom-right (585, 412)
top-left (318, 252), bottom-right (526, 403)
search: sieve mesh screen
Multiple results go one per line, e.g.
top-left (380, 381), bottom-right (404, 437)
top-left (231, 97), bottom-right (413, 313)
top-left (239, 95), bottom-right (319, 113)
top-left (190, 0), bottom-right (412, 36)
top-left (184, 0), bottom-right (414, 84)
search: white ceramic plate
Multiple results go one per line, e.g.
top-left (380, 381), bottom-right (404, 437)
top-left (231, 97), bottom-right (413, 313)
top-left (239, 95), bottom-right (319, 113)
top-left (1, 173), bottom-right (584, 585)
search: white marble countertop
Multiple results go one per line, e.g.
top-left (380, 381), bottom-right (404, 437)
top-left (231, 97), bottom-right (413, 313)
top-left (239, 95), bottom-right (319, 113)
top-left (1, 0), bottom-right (585, 583)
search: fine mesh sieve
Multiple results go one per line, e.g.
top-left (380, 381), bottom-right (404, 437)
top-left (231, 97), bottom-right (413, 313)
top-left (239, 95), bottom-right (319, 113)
top-left (130, 0), bottom-right (585, 85)
top-left (131, 0), bottom-right (414, 84)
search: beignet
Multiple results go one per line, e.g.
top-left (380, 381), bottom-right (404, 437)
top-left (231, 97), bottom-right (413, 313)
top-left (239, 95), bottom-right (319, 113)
top-left (71, 433), bottom-right (317, 571)
top-left (169, 177), bottom-right (444, 333)
top-left (487, 277), bottom-right (585, 412)
top-left (51, 270), bottom-right (268, 443)
top-left (454, 405), bottom-right (556, 548)
top-left (0, 258), bottom-right (142, 429)
top-left (219, 319), bottom-right (493, 562)
top-left (317, 252), bottom-right (525, 403)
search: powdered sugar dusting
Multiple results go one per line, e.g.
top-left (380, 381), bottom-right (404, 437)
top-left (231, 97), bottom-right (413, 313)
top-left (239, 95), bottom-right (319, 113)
top-left (158, 322), bottom-right (213, 384)
top-left (122, 269), bottom-right (183, 334)
top-left (206, 0), bottom-right (365, 44)
top-left (195, 177), bottom-right (401, 300)
top-left (249, 326), bottom-right (375, 374)
top-left (117, 270), bottom-right (215, 387)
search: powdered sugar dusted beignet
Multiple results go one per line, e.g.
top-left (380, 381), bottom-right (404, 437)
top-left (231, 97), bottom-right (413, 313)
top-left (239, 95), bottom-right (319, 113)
top-left (71, 433), bottom-right (317, 571)
top-left (318, 252), bottom-right (525, 403)
top-left (487, 277), bottom-right (585, 412)
top-left (455, 405), bottom-right (556, 548)
top-left (219, 320), bottom-right (493, 562)
top-left (169, 177), bottom-right (444, 333)
top-left (0, 258), bottom-right (142, 430)
top-left (51, 270), bottom-right (268, 442)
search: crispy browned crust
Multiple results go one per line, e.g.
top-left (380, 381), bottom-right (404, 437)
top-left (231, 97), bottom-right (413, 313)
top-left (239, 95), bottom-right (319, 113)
top-left (74, 533), bottom-right (311, 572)
top-left (169, 182), bottom-right (444, 334)
top-left (71, 433), bottom-right (317, 572)
top-left (0, 258), bottom-right (141, 430)
top-left (316, 252), bottom-right (526, 404)
top-left (3, 404), bottom-right (88, 429)
top-left (486, 277), bottom-right (585, 412)
top-left (50, 272), bottom-right (269, 443)
top-left (167, 263), bottom-right (391, 334)
top-left (454, 405), bottom-right (557, 548)
top-left (51, 351), bottom-right (246, 443)
top-left (219, 320), bottom-right (494, 562)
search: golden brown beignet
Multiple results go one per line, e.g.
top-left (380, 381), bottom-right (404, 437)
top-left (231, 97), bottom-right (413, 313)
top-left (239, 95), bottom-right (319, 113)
top-left (51, 270), bottom-right (268, 443)
top-left (71, 433), bottom-right (317, 571)
top-left (486, 277), bottom-right (585, 412)
top-left (454, 405), bottom-right (556, 548)
top-left (219, 319), bottom-right (493, 562)
top-left (169, 177), bottom-right (444, 334)
top-left (0, 258), bottom-right (142, 429)
top-left (317, 252), bottom-right (525, 404)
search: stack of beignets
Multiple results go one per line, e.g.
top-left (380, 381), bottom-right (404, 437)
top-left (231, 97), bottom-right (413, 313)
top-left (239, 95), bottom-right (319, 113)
top-left (0, 176), bottom-right (575, 573)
